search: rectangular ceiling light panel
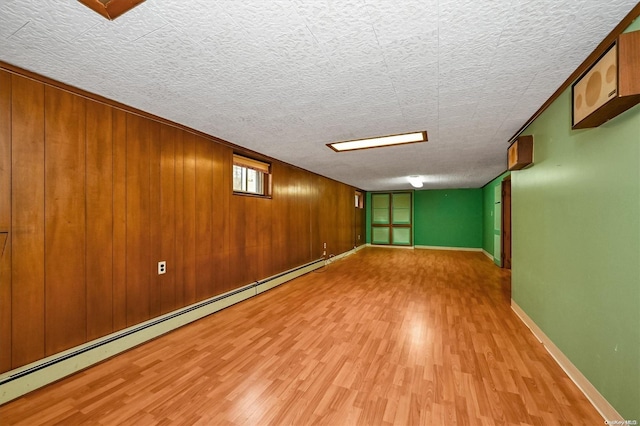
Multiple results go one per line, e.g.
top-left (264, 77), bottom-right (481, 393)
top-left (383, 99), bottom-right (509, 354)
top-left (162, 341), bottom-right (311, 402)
top-left (327, 131), bottom-right (428, 152)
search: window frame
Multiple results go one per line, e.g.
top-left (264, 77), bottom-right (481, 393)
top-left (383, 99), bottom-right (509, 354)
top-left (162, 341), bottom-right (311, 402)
top-left (232, 154), bottom-right (272, 198)
top-left (355, 190), bottom-right (364, 209)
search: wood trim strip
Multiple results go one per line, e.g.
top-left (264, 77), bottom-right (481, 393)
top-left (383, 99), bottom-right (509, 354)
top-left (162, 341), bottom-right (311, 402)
top-left (0, 71), bottom-right (12, 373)
top-left (77, 0), bottom-right (111, 19)
top-left (232, 154), bottom-right (270, 173)
top-left (509, 3), bottom-right (640, 142)
top-left (0, 61), bottom-right (363, 191)
top-left (77, 0), bottom-right (146, 20)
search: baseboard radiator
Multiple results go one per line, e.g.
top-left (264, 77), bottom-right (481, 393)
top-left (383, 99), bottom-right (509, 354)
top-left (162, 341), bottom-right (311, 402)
top-left (0, 257), bottom-right (330, 405)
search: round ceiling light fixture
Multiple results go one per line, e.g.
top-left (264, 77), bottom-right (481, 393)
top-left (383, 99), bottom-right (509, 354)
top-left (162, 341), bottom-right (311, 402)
top-left (407, 175), bottom-right (423, 188)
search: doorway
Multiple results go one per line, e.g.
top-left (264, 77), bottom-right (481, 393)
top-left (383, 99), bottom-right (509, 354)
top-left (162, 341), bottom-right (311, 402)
top-left (501, 176), bottom-right (512, 269)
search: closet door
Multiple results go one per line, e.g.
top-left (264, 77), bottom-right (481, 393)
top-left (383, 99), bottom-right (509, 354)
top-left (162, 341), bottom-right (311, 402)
top-left (391, 193), bottom-right (412, 246)
top-left (371, 192), bottom-right (412, 246)
top-left (371, 193), bottom-right (391, 244)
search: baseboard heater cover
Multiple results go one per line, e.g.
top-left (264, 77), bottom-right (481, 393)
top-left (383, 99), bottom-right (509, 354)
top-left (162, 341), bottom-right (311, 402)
top-left (0, 257), bottom-right (327, 405)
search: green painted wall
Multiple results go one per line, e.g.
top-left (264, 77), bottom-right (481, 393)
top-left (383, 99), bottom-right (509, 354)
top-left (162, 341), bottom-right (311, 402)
top-left (512, 21), bottom-right (640, 420)
top-left (414, 189), bottom-right (482, 248)
top-left (482, 171), bottom-right (510, 265)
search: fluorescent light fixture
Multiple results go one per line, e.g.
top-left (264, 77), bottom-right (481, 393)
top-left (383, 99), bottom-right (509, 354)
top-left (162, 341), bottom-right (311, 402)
top-left (327, 131), bottom-right (428, 152)
top-left (407, 176), bottom-right (423, 188)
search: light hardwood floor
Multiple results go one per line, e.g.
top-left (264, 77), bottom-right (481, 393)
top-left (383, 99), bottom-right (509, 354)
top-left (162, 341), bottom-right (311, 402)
top-left (0, 247), bottom-right (602, 425)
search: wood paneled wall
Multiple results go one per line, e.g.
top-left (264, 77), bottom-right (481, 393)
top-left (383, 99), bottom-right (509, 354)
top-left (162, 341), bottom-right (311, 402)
top-left (0, 68), bottom-right (363, 374)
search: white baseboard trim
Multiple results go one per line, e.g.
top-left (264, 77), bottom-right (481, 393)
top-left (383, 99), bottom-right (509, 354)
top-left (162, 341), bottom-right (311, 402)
top-left (510, 300), bottom-right (623, 422)
top-left (0, 258), bottom-right (325, 405)
top-left (369, 244), bottom-right (414, 249)
top-left (482, 249), bottom-right (493, 260)
top-left (354, 244), bottom-right (367, 252)
top-left (414, 245), bottom-right (482, 252)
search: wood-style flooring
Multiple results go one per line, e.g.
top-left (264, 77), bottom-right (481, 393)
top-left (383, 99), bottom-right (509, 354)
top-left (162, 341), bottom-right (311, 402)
top-left (0, 248), bottom-right (602, 425)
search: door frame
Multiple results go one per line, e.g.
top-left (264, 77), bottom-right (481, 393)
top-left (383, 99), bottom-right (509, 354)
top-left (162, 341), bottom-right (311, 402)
top-left (370, 191), bottom-right (413, 246)
top-left (501, 176), bottom-right (512, 269)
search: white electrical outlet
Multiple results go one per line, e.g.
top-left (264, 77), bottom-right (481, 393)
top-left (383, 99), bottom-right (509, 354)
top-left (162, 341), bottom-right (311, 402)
top-left (323, 242), bottom-right (326, 249)
top-left (158, 261), bottom-right (167, 275)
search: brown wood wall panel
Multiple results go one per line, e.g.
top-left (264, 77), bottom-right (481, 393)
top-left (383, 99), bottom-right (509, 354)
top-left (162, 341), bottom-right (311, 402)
top-left (159, 125), bottom-right (177, 314)
top-left (149, 123), bottom-right (162, 319)
top-left (44, 86), bottom-right (87, 356)
top-left (211, 144), bottom-right (230, 295)
top-left (125, 113), bottom-right (152, 326)
top-left (255, 196), bottom-right (273, 278)
top-left (182, 132), bottom-right (197, 305)
top-left (112, 109), bottom-right (127, 331)
top-left (85, 100), bottom-right (114, 341)
top-left (269, 164), bottom-right (287, 274)
top-left (173, 130), bottom-right (185, 309)
top-left (211, 144), bottom-right (229, 253)
top-left (0, 65), bottom-right (362, 374)
top-left (297, 171), bottom-right (312, 265)
top-left (10, 74), bottom-right (45, 367)
top-left (309, 175), bottom-right (322, 260)
top-left (0, 70), bottom-right (12, 372)
top-left (195, 136), bottom-right (214, 299)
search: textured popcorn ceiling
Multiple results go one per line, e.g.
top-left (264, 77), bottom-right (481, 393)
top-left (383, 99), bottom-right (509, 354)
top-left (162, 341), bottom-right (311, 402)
top-left (0, 1), bottom-right (637, 190)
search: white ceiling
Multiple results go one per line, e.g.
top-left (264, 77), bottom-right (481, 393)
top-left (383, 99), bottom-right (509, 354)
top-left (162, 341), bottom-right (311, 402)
top-left (1, 1), bottom-right (637, 190)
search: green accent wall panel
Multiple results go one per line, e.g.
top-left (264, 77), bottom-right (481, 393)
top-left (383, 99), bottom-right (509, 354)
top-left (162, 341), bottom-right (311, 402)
top-left (512, 19), bottom-right (640, 419)
top-left (414, 189), bottom-right (482, 248)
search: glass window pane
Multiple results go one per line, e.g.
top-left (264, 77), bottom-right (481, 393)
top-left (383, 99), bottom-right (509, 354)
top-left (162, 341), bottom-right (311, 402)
top-left (373, 208), bottom-right (389, 224)
top-left (393, 228), bottom-right (411, 245)
top-left (255, 171), bottom-right (263, 194)
top-left (372, 227), bottom-right (390, 244)
top-left (233, 165), bottom-right (243, 191)
top-left (392, 193), bottom-right (411, 209)
top-left (393, 209), bottom-right (410, 224)
top-left (247, 168), bottom-right (258, 193)
top-left (392, 193), bottom-right (411, 224)
top-left (241, 167), bottom-right (247, 191)
top-left (372, 194), bottom-right (389, 209)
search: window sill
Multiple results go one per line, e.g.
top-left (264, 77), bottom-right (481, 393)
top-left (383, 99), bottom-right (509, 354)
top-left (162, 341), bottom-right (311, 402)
top-left (232, 191), bottom-right (272, 199)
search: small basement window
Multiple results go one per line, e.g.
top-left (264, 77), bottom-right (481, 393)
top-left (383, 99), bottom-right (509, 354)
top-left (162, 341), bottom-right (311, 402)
top-left (232, 154), bottom-right (271, 197)
top-left (355, 190), bottom-right (364, 208)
